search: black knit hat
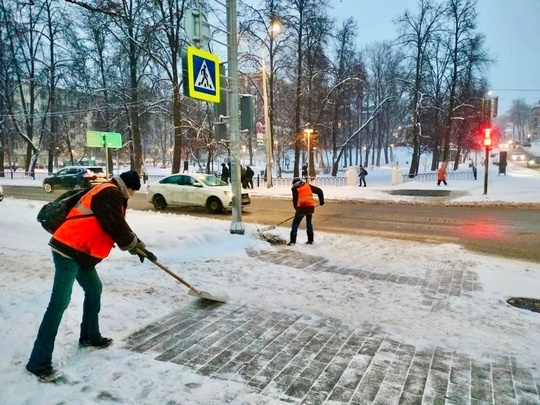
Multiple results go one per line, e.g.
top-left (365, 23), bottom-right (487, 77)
top-left (292, 177), bottom-right (304, 187)
top-left (120, 170), bottom-right (141, 190)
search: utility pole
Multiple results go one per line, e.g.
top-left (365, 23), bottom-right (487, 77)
top-left (227, 0), bottom-right (244, 234)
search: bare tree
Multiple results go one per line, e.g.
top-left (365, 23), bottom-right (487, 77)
top-left (363, 41), bottom-right (404, 168)
top-left (146, 0), bottom-right (189, 174)
top-left (509, 99), bottom-right (531, 140)
top-left (318, 18), bottom-right (366, 175)
top-left (66, 0), bottom-right (154, 176)
top-left (440, 0), bottom-right (478, 164)
top-left (281, 0), bottom-right (330, 178)
top-left (396, 0), bottom-right (446, 177)
top-left (1, 0), bottom-right (49, 175)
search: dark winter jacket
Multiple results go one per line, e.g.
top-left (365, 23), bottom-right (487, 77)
top-left (221, 164), bottom-right (229, 182)
top-left (246, 166), bottom-right (254, 179)
top-left (49, 177), bottom-right (138, 267)
top-left (291, 180), bottom-right (324, 215)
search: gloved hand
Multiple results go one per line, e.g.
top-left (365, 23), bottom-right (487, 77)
top-left (141, 248), bottom-right (157, 263)
top-left (320, 201), bottom-right (325, 206)
top-left (129, 239), bottom-right (156, 262)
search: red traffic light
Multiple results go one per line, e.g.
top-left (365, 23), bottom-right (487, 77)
top-left (483, 128), bottom-right (492, 146)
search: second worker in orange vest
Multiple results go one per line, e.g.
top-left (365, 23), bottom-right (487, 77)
top-left (288, 177), bottom-right (325, 246)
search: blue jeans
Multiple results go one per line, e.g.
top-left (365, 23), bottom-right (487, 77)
top-left (290, 213), bottom-right (314, 243)
top-left (26, 251), bottom-right (103, 372)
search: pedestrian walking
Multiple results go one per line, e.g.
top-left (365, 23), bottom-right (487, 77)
top-left (301, 162), bottom-right (308, 180)
top-left (220, 163), bottom-right (229, 183)
top-left (240, 165), bottom-right (247, 188)
top-left (437, 163), bottom-right (448, 186)
top-left (358, 165), bottom-right (368, 187)
top-left (26, 170), bottom-right (156, 383)
top-left (245, 165), bottom-right (255, 189)
top-left (287, 177), bottom-right (324, 246)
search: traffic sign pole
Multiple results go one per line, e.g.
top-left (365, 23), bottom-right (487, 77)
top-left (227, 0), bottom-right (244, 235)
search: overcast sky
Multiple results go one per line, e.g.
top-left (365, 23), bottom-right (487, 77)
top-left (330, 0), bottom-right (540, 115)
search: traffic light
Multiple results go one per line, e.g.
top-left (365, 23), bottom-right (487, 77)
top-left (482, 98), bottom-right (492, 122)
top-left (483, 128), bottom-right (492, 147)
top-left (239, 94), bottom-right (254, 133)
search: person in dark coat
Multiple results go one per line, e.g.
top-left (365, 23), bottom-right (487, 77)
top-left (220, 163), bottom-right (229, 183)
top-left (26, 171), bottom-right (156, 383)
top-left (301, 162), bottom-right (308, 180)
top-left (288, 177), bottom-right (324, 246)
top-left (240, 165), bottom-right (247, 188)
top-left (358, 165), bottom-right (368, 187)
top-left (245, 165), bottom-right (255, 188)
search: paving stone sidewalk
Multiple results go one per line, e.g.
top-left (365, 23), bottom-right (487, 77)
top-left (124, 250), bottom-right (540, 405)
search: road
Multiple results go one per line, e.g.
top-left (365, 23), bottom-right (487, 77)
top-left (4, 185), bottom-right (540, 262)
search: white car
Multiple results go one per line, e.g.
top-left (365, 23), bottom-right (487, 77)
top-left (146, 173), bottom-right (250, 214)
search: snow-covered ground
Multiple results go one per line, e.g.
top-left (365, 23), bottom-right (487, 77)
top-left (1, 145), bottom-right (539, 404)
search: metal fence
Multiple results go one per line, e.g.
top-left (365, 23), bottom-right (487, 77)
top-left (1, 170), bottom-right (474, 186)
top-left (401, 171), bottom-right (475, 182)
top-left (269, 176), bottom-right (347, 187)
top-left (0, 171), bottom-right (49, 180)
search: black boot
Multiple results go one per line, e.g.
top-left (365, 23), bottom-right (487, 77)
top-left (79, 336), bottom-right (113, 349)
top-left (288, 232), bottom-right (297, 246)
top-left (306, 231), bottom-right (314, 245)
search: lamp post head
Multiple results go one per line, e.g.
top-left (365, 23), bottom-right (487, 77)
top-left (270, 19), bottom-right (282, 36)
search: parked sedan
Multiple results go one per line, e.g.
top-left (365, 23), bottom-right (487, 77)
top-left (42, 166), bottom-right (107, 193)
top-left (146, 173), bottom-right (251, 214)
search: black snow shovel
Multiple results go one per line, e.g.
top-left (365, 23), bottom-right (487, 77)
top-left (257, 214), bottom-right (296, 233)
top-left (137, 248), bottom-right (226, 303)
top-left (257, 203), bottom-right (320, 233)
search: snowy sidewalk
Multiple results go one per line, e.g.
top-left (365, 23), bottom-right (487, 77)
top-left (123, 248), bottom-right (540, 405)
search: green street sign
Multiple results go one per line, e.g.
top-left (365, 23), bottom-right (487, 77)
top-left (86, 131), bottom-right (122, 148)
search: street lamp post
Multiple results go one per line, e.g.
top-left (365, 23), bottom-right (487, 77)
top-left (260, 19), bottom-right (282, 188)
top-left (261, 54), bottom-right (272, 188)
top-left (304, 125), bottom-right (313, 183)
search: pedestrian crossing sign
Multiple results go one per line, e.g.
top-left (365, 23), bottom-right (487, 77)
top-left (184, 46), bottom-right (220, 103)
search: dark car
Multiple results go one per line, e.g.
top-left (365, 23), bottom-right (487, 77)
top-left (42, 166), bottom-right (107, 193)
top-left (527, 157), bottom-right (540, 168)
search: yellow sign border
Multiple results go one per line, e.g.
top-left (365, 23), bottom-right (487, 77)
top-left (187, 46), bottom-right (220, 103)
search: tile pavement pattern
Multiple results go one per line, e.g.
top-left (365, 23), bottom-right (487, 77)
top-left (125, 249), bottom-right (540, 404)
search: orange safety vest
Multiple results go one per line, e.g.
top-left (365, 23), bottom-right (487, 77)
top-left (297, 183), bottom-right (315, 207)
top-left (53, 183), bottom-right (121, 259)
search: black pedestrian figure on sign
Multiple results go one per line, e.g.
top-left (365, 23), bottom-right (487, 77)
top-left (197, 64), bottom-right (210, 88)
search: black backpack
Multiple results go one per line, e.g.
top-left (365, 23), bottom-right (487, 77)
top-left (37, 188), bottom-right (92, 234)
